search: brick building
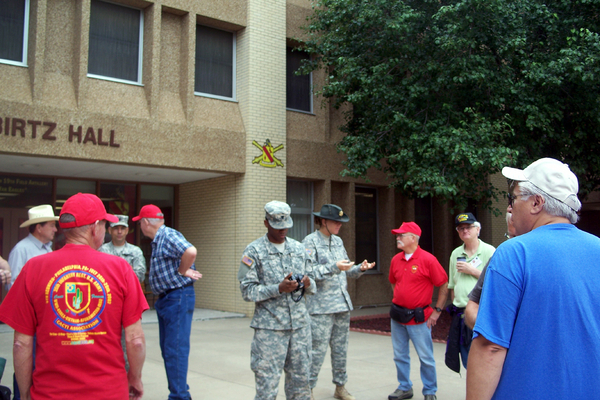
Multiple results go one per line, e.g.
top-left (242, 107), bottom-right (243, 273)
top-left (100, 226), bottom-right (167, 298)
top-left (4, 0), bottom-right (588, 314)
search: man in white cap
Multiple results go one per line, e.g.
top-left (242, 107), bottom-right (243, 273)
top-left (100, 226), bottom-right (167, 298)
top-left (238, 200), bottom-right (316, 400)
top-left (467, 158), bottom-right (600, 399)
top-left (8, 204), bottom-right (58, 288)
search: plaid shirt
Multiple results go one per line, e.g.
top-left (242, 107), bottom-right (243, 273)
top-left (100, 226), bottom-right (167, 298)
top-left (148, 225), bottom-right (195, 295)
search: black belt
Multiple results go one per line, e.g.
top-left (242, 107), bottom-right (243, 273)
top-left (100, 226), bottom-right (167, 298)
top-left (158, 282), bottom-right (193, 298)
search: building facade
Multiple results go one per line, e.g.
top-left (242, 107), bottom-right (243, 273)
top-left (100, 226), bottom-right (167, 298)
top-left (2, 0), bottom-right (573, 313)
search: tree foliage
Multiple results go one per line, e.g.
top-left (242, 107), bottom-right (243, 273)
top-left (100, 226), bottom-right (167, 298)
top-left (300, 0), bottom-right (600, 211)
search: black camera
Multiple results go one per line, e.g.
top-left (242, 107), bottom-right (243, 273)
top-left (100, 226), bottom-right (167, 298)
top-left (289, 274), bottom-right (305, 290)
top-left (288, 274), bottom-right (305, 302)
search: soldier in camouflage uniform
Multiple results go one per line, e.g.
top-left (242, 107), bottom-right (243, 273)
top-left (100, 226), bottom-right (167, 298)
top-left (303, 204), bottom-right (375, 400)
top-left (99, 214), bottom-right (146, 371)
top-left (99, 215), bottom-right (146, 283)
top-left (238, 200), bottom-right (316, 400)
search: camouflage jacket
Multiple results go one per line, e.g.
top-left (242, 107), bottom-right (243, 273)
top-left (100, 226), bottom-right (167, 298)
top-left (302, 230), bottom-right (364, 315)
top-left (99, 242), bottom-right (146, 283)
top-left (238, 235), bottom-right (316, 330)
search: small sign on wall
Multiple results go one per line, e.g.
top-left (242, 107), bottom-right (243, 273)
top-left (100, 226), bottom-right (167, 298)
top-left (252, 139), bottom-right (284, 168)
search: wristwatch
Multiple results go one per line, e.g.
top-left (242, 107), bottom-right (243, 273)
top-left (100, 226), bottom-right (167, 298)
top-left (433, 306), bottom-right (442, 313)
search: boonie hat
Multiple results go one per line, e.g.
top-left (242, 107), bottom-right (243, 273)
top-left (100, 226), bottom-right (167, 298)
top-left (455, 212), bottom-right (477, 226)
top-left (391, 222), bottom-right (422, 237)
top-left (132, 204), bottom-right (164, 221)
top-left (265, 200), bottom-right (293, 229)
top-left (312, 204), bottom-right (349, 223)
top-left (19, 204), bottom-right (59, 228)
top-left (502, 157), bottom-right (581, 212)
top-left (59, 193), bottom-right (118, 228)
top-left (110, 214), bottom-right (129, 228)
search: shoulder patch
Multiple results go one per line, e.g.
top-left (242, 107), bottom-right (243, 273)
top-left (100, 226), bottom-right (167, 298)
top-left (242, 255), bottom-right (254, 267)
top-left (306, 248), bottom-right (313, 256)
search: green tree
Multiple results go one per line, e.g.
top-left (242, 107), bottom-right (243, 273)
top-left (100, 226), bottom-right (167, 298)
top-left (300, 0), bottom-right (600, 211)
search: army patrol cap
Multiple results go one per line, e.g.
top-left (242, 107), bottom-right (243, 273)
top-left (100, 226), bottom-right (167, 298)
top-left (110, 214), bottom-right (129, 228)
top-left (312, 204), bottom-right (349, 223)
top-left (265, 200), bottom-right (293, 229)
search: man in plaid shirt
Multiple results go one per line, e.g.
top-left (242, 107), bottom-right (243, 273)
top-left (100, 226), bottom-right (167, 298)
top-left (133, 204), bottom-right (201, 400)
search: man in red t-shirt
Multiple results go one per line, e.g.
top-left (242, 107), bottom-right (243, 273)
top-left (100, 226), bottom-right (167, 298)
top-left (388, 222), bottom-right (448, 400)
top-left (0, 193), bottom-right (149, 400)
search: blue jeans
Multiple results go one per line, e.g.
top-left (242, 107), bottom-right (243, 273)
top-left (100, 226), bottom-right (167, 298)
top-left (155, 284), bottom-right (195, 400)
top-left (391, 319), bottom-right (437, 395)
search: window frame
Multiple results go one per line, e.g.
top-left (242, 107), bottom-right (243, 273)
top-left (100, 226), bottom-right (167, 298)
top-left (286, 180), bottom-right (314, 242)
top-left (194, 24), bottom-right (237, 102)
top-left (354, 186), bottom-right (380, 273)
top-left (286, 46), bottom-right (313, 114)
top-left (87, 0), bottom-right (144, 86)
top-left (0, 0), bottom-right (30, 67)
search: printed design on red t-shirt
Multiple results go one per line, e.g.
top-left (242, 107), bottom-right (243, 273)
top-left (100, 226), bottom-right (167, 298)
top-left (47, 264), bottom-right (111, 334)
top-left (411, 265), bottom-right (418, 273)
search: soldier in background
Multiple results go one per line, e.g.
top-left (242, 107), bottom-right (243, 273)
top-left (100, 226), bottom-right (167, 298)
top-left (238, 200), bottom-right (316, 400)
top-left (99, 215), bottom-right (146, 283)
top-left (302, 204), bottom-right (375, 400)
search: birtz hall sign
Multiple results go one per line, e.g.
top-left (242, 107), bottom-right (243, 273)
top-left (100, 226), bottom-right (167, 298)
top-left (1, 116), bottom-right (120, 147)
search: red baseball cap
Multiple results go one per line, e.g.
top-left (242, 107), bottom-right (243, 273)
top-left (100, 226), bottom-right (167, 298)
top-left (391, 222), bottom-right (422, 236)
top-left (59, 193), bottom-right (118, 228)
top-left (132, 204), bottom-right (164, 221)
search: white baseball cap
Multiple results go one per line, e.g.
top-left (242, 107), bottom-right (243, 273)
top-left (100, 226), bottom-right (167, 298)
top-left (502, 158), bottom-right (580, 212)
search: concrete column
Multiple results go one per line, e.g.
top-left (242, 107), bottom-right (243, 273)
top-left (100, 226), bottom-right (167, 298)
top-left (234, 0), bottom-right (287, 315)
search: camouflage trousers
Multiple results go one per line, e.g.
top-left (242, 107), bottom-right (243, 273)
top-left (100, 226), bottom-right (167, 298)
top-left (309, 311), bottom-right (351, 388)
top-left (251, 326), bottom-right (312, 400)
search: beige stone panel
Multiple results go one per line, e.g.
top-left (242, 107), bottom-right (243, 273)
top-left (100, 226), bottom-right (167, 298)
top-left (0, 66), bottom-right (33, 104)
top-left (286, 2), bottom-right (312, 41)
top-left (194, 0), bottom-right (247, 28)
top-left (43, 0), bottom-right (75, 76)
top-left (160, 12), bottom-right (183, 94)
top-left (40, 73), bottom-right (77, 110)
top-left (81, 79), bottom-right (150, 119)
top-left (158, 92), bottom-right (186, 122)
top-left (192, 96), bottom-right (245, 133)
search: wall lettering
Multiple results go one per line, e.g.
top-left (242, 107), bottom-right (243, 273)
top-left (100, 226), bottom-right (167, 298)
top-left (1, 116), bottom-right (120, 148)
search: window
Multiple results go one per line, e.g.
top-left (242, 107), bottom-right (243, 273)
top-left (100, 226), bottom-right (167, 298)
top-left (286, 47), bottom-right (312, 113)
top-left (414, 196), bottom-right (434, 253)
top-left (0, 0), bottom-right (29, 65)
top-left (88, 0), bottom-right (143, 84)
top-left (287, 180), bottom-right (313, 241)
top-left (355, 187), bottom-right (379, 271)
top-left (195, 25), bottom-right (235, 100)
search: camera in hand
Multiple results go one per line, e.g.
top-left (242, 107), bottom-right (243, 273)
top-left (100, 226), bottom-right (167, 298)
top-left (288, 274), bottom-right (305, 302)
top-left (289, 274), bottom-right (305, 291)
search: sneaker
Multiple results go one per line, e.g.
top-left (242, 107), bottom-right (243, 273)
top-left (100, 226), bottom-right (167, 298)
top-left (388, 388), bottom-right (414, 400)
top-left (334, 385), bottom-right (356, 400)
top-left (424, 395), bottom-right (437, 400)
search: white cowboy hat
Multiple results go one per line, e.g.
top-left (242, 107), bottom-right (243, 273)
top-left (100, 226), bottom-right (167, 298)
top-left (20, 204), bottom-right (59, 228)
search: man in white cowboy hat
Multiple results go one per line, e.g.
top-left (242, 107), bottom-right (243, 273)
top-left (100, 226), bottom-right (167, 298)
top-left (8, 204), bottom-right (58, 288)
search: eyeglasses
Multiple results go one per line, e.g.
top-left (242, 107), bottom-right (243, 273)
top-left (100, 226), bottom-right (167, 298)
top-left (456, 225), bottom-right (476, 232)
top-left (507, 193), bottom-right (526, 207)
top-left (397, 233), bottom-right (413, 238)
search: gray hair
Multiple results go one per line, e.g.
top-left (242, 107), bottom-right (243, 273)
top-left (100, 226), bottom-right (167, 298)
top-left (145, 218), bottom-right (163, 226)
top-left (518, 181), bottom-right (580, 223)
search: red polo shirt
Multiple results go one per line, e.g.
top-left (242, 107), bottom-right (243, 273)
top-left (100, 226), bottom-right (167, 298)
top-left (389, 246), bottom-right (448, 324)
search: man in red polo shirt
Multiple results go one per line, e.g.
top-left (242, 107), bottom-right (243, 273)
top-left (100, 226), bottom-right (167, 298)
top-left (388, 222), bottom-right (448, 400)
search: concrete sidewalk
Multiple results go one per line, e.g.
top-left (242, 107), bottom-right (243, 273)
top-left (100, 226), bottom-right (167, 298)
top-left (0, 307), bottom-right (466, 400)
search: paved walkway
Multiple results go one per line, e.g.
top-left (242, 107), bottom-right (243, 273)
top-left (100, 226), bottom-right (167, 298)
top-left (0, 307), bottom-right (466, 400)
